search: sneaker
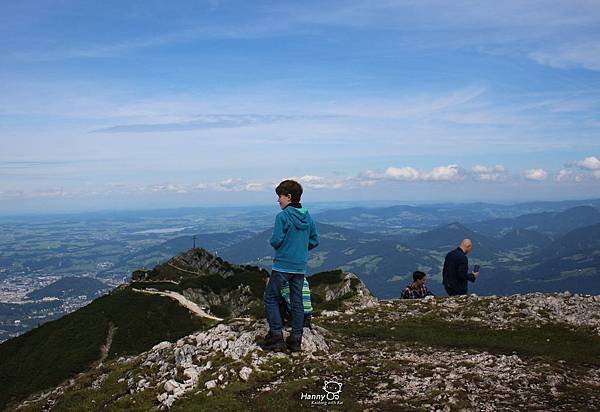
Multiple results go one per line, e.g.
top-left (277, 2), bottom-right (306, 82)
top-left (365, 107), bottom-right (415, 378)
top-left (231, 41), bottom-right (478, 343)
top-left (257, 331), bottom-right (285, 351)
top-left (285, 334), bottom-right (302, 352)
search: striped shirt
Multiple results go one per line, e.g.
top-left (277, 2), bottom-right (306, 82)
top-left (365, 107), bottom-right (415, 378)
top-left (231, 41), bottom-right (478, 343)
top-left (281, 278), bottom-right (313, 314)
top-left (400, 284), bottom-right (434, 299)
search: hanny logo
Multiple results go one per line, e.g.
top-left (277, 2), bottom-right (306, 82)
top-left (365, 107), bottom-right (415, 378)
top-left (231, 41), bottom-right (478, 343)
top-left (300, 379), bottom-right (343, 405)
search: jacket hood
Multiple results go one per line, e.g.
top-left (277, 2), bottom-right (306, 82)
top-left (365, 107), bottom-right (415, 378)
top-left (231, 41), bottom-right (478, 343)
top-left (283, 206), bottom-right (310, 230)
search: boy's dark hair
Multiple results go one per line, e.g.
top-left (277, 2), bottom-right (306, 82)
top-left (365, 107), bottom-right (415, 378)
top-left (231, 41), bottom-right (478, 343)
top-left (275, 180), bottom-right (303, 203)
top-left (413, 271), bottom-right (427, 282)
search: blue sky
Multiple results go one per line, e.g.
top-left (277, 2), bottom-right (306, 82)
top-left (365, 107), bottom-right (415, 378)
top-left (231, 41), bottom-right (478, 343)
top-left (1, 0), bottom-right (600, 213)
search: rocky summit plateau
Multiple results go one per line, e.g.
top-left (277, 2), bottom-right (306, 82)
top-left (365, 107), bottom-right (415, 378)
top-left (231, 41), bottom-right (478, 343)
top-left (1, 249), bottom-right (599, 411)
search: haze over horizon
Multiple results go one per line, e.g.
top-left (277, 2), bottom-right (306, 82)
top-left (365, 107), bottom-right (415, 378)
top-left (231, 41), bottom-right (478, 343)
top-left (2, 1), bottom-right (600, 213)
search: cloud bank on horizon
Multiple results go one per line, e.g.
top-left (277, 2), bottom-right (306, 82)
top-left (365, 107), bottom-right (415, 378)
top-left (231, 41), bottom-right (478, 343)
top-left (1, 0), bottom-right (599, 212)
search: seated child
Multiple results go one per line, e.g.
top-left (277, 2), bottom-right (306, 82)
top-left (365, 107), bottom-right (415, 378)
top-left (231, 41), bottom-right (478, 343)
top-left (401, 271), bottom-right (434, 299)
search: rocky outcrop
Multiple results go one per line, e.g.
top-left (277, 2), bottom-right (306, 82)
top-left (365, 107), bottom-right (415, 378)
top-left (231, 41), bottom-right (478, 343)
top-left (323, 272), bottom-right (372, 301)
top-left (124, 319), bottom-right (329, 409)
top-left (166, 248), bottom-right (237, 278)
top-left (380, 292), bottom-right (600, 334)
top-left (309, 270), bottom-right (378, 312)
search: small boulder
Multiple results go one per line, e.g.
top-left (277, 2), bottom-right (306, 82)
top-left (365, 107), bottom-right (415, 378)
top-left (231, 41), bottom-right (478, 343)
top-left (239, 367), bottom-right (253, 381)
top-left (152, 341), bottom-right (171, 351)
top-left (164, 379), bottom-right (180, 393)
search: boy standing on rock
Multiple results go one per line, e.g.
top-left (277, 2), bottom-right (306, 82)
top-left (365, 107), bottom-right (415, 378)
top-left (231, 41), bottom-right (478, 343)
top-left (258, 180), bottom-right (319, 352)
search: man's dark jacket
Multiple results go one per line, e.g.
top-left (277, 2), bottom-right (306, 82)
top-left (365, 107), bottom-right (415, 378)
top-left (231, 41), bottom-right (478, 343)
top-left (442, 247), bottom-right (475, 295)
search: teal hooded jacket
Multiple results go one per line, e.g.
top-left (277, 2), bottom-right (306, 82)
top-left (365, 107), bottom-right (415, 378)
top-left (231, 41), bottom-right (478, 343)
top-left (270, 204), bottom-right (319, 274)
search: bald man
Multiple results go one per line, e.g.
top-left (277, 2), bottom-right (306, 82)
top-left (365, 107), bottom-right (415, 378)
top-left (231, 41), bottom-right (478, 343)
top-left (442, 239), bottom-right (480, 296)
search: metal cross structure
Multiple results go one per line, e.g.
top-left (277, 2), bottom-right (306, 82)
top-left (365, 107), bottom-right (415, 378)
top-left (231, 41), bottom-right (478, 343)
top-left (192, 235), bottom-right (197, 249)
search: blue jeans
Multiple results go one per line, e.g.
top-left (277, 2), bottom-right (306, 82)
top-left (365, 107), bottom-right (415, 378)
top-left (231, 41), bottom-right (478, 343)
top-left (264, 270), bottom-right (304, 337)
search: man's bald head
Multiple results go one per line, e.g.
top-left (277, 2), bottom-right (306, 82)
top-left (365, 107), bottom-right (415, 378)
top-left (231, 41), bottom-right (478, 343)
top-left (460, 239), bottom-right (473, 254)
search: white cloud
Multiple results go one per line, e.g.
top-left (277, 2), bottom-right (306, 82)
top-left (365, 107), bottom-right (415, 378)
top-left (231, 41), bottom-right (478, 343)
top-left (556, 168), bottom-right (573, 182)
top-left (555, 156), bottom-right (600, 181)
top-left (242, 183), bottom-right (263, 191)
top-left (291, 175), bottom-right (349, 190)
top-left (471, 165), bottom-right (507, 182)
top-left (362, 167), bottom-right (420, 181)
top-left (384, 167), bottom-right (421, 181)
top-left (213, 179), bottom-right (258, 192)
top-left (136, 179), bottom-right (269, 194)
top-left (360, 164), bottom-right (464, 183)
top-left (421, 165), bottom-right (464, 182)
top-left (146, 184), bottom-right (189, 194)
top-left (555, 168), bottom-right (587, 183)
top-left (574, 156), bottom-right (600, 171)
top-left (524, 168), bottom-right (548, 181)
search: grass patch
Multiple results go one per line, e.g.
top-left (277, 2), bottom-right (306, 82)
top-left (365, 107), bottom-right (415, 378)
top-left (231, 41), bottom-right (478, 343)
top-left (308, 270), bottom-right (345, 287)
top-left (241, 300), bottom-right (265, 319)
top-left (179, 270), bottom-right (268, 298)
top-left (329, 319), bottom-right (600, 365)
top-left (210, 304), bottom-right (232, 318)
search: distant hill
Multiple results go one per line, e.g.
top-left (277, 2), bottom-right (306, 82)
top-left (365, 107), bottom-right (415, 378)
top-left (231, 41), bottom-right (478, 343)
top-left (313, 205), bottom-right (440, 231)
top-left (26, 276), bottom-right (110, 300)
top-left (534, 222), bottom-right (600, 260)
top-left (409, 222), bottom-right (500, 261)
top-left (496, 228), bottom-right (553, 250)
top-left (313, 200), bottom-right (600, 234)
top-left (469, 222), bottom-right (600, 295)
top-left (518, 222), bottom-right (600, 291)
top-left (472, 206), bottom-right (600, 237)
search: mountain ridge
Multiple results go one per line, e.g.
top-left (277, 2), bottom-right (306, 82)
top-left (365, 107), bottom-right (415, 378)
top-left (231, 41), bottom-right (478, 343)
top-left (7, 291), bottom-right (600, 411)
